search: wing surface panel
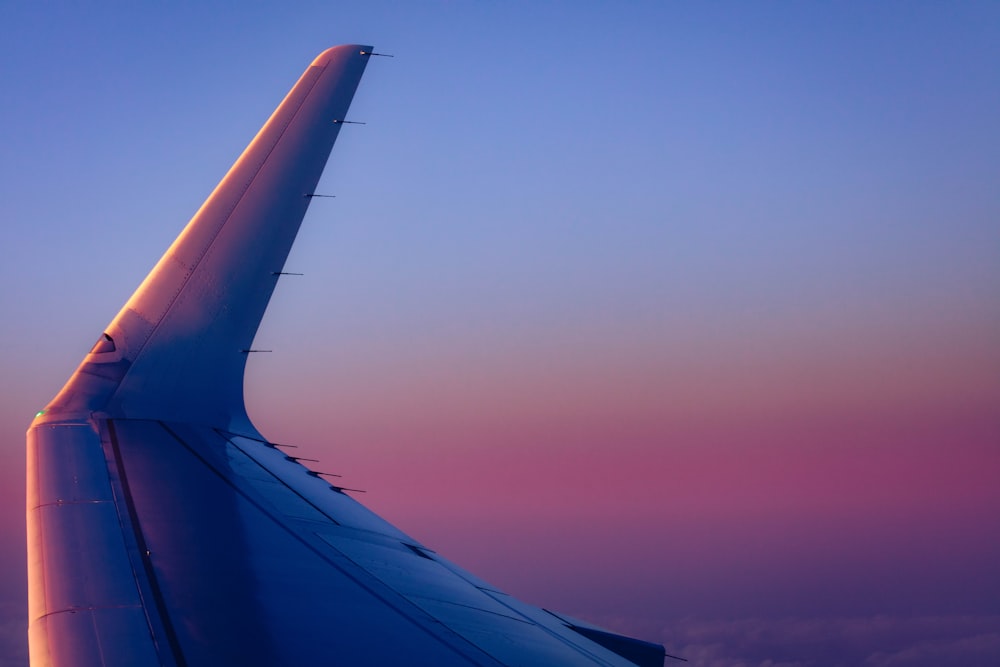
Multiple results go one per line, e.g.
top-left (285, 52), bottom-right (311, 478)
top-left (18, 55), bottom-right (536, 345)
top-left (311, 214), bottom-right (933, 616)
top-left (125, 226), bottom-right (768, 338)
top-left (224, 433), bottom-right (416, 540)
top-left (34, 607), bottom-right (161, 667)
top-left (109, 418), bottom-right (655, 665)
top-left (108, 418), bottom-right (496, 666)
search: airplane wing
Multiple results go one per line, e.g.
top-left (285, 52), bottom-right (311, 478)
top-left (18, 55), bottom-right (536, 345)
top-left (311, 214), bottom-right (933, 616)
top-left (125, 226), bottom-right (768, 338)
top-left (27, 45), bottom-right (672, 667)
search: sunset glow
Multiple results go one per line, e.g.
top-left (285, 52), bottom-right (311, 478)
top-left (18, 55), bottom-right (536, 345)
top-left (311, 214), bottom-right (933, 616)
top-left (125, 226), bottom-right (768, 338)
top-left (2, 3), bottom-right (999, 665)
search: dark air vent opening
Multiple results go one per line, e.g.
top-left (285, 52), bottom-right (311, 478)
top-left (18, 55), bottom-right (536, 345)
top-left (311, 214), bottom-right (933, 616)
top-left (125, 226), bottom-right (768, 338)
top-left (90, 333), bottom-right (116, 354)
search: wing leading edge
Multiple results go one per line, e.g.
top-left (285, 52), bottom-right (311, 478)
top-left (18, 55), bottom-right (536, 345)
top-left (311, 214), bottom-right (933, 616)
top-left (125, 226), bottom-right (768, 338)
top-left (27, 46), bottom-right (671, 666)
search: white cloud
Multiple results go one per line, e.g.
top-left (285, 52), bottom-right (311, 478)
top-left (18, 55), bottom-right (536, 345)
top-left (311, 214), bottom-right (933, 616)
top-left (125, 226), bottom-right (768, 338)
top-left (657, 615), bottom-right (1000, 667)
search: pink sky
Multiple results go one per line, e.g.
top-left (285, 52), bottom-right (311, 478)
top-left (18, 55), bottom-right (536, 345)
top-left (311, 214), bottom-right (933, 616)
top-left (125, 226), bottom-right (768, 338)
top-left (3, 3), bottom-right (999, 665)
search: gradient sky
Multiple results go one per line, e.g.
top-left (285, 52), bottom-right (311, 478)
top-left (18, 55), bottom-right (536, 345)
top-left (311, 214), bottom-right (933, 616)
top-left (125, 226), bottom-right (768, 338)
top-left (2, 2), bottom-right (999, 666)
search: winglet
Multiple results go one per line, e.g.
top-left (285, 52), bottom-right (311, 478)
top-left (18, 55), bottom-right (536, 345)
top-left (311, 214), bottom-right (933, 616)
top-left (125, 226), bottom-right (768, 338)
top-left (42, 45), bottom-right (372, 429)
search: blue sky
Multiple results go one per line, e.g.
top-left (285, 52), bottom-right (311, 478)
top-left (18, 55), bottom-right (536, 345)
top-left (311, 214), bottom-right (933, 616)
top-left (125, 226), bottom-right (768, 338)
top-left (2, 2), bottom-right (999, 665)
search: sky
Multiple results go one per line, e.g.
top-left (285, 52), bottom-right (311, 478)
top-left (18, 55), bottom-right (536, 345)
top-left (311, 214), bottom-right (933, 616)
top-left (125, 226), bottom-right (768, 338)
top-left (1, 2), bottom-right (999, 665)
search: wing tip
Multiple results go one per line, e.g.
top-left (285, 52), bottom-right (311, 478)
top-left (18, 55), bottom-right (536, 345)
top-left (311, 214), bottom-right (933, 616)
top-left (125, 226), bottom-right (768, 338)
top-left (311, 44), bottom-right (375, 67)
